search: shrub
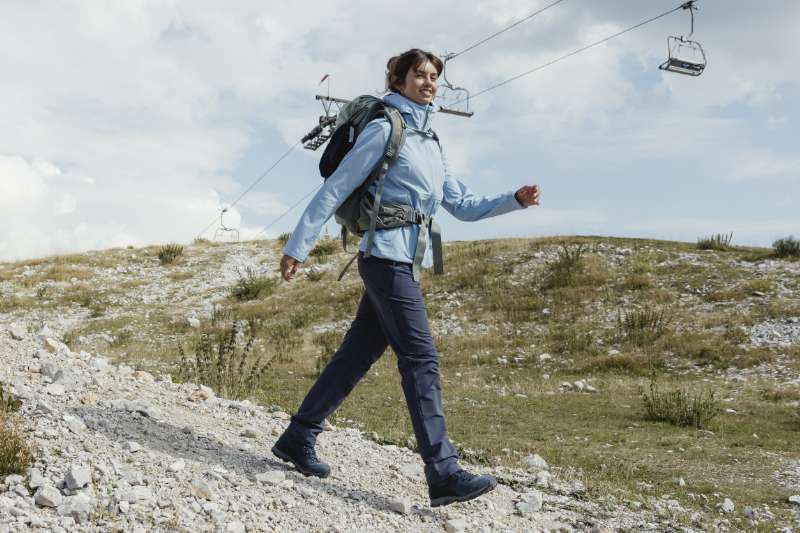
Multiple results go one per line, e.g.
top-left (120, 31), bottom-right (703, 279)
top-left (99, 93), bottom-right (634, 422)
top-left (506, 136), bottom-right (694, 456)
top-left (157, 243), bottom-right (184, 265)
top-left (277, 232), bottom-right (292, 246)
top-left (309, 238), bottom-right (338, 260)
top-left (305, 267), bottom-right (325, 282)
top-left (0, 385), bottom-right (33, 476)
top-left (696, 233), bottom-right (733, 251)
top-left (178, 321), bottom-right (274, 400)
top-left (617, 306), bottom-right (672, 346)
top-left (640, 379), bottom-right (720, 429)
top-left (542, 245), bottom-right (586, 290)
top-left (232, 267), bottom-right (277, 301)
top-left (267, 321), bottom-right (303, 363)
top-left (773, 236), bottom-right (800, 258)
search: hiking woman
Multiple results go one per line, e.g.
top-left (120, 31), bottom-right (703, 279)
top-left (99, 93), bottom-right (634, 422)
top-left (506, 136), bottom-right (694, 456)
top-left (273, 48), bottom-right (541, 507)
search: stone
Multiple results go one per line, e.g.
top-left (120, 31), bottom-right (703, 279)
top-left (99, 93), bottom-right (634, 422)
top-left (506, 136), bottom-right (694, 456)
top-left (27, 469), bottom-right (47, 489)
top-left (240, 427), bottom-right (258, 439)
top-left (43, 338), bottom-right (61, 353)
top-left (64, 467), bottom-right (91, 490)
top-left (89, 357), bottom-right (110, 371)
top-left (535, 471), bottom-right (552, 488)
top-left (226, 521), bottom-right (246, 533)
top-left (255, 471), bottom-right (285, 485)
top-left (187, 317), bottom-right (201, 328)
top-left (190, 479), bottom-right (217, 500)
top-left (743, 506), bottom-right (755, 519)
top-left (168, 459), bottom-right (185, 473)
top-left (63, 414), bottom-right (87, 434)
top-left (788, 495), bottom-right (800, 506)
top-left (8, 325), bottom-right (25, 340)
top-left (522, 454), bottom-right (549, 471)
top-left (719, 498), bottom-right (735, 513)
top-left (4, 474), bottom-right (23, 486)
top-left (445, 519), bottom-right (466, 532)
top-left (34, 485), bottom-right (63, 508)
top-left (79, 393), bottom-right (98, 405)
top-left (45, 383), bottom-right (66, 396)
top-left (539, 353), bottom-right (551, 361)
top-left (116, 485), bottom-right (154, 504)
top-left (118, 500), bottom-right (130, 514)
top-left (124, 441), bottom-right (142, 453)
top-left (675, 477), bottom-right (686, 487)
top-left (516, 490), bottom-right (544, 515)
top-left (57, 493), bottom-right (93, 524)
top-left (573, 380), bottom-right (587, 392)
top-left (388, 497), bottom-right (410, 515)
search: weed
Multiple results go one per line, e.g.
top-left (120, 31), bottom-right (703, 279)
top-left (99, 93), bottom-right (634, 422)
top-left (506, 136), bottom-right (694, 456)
top-left (584, 351), bottom-right (664, 376)
top-left (167, 271), bottom-right (194, 281)
top-left (157, 244), bottom-right (184, 265)
top-left (313, 330), bottom-right (342, 376)
top-left (697, 233), bottom-right (733, 251)
top-left (0, 385), bottom-right (33, 476)
top-left (277, 232), bottom-right (292, 246)
top-left (304, 268), bottom-right (325, 282)
top-left (178, 321), bottom-right (274, 401)
top-left (309, 238), bottom-right (337, 261)
top-left (193, 238), bottom-right (212, 246)
top-left (0, 384), bottom-right (22, 413)
top-left (640, 379), bottom-right (720, 429)
top-left (761, 387), bottom-right (800, 402)
top-left (621, 274), bottom-right (651, 290)
top-left (266, 321), bottom-right (303, 363)
top-left (231, 267), bottom-right (277, 301)
top-left (542, 245), bottom-right (586, 290)
top-left (211, 304), bottom-right (234, 327)
top-left (616, 306), bottom-right (672, 346)
top-left (773, 236), bottom-right (800, 258)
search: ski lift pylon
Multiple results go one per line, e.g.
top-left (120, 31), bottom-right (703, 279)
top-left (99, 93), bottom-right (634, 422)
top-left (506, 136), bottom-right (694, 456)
top-left (659, 1), bottom-right (706, 77)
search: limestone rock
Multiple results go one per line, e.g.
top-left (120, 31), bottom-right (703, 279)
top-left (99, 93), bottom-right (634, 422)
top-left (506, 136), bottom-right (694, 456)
top-left (34, 485), bottom-right (63, 508)
top-left (64, 467), bottom-right (91, 490)
top-left (522, 454), bottom-right (549, 471)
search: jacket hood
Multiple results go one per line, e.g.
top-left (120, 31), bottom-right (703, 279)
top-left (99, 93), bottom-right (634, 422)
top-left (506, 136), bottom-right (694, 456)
top-left (383, 92), bottom-right (436, 132)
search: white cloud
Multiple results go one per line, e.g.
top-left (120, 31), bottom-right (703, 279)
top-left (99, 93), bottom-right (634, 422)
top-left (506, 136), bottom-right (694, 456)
top-left (727, 149), bottom-right (800, 182)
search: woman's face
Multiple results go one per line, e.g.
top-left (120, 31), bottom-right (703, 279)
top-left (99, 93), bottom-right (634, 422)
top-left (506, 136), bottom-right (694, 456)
top-left (397, 60), bottom-right (438, 106)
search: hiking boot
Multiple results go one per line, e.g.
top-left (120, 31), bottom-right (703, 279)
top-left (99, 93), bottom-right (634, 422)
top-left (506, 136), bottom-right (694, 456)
top-left (428, 469), bottom-right (497, 507)
top-left (271, 432), bottom-right (331, 478)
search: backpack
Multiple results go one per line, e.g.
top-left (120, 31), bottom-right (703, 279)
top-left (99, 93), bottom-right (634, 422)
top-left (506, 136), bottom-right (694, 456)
top-left (319, 95), bottom-right (444, 281)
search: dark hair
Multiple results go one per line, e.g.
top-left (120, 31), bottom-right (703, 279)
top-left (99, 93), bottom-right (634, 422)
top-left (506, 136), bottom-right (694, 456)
top-left (385, 49), bottom-right (444, 93)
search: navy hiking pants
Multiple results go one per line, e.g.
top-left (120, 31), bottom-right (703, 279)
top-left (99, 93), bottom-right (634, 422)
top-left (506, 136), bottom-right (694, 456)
top-left (285, 253), bottom-right (460, 485)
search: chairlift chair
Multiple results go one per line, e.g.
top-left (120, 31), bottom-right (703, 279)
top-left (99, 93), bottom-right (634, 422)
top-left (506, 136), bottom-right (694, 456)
top-left (658, 1), bottom-right (707, 77)
top-left (213, 208), bottom-right (240, 242)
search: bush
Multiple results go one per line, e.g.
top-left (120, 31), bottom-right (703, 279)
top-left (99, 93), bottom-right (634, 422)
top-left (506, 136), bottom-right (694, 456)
top-left (305, 267), bottom-right (325, 282)
top-left (266, 321), bottom-right (303, 363)
top-left (178, 321), bottom-right (274, 400)
top-left (309, 238), bottom-right (338, 260)
top-left (232, 267), bottom-right (277, 301)
top-left (697, 233), bottom-right (733, 251)
top-left (773, 236), bottom-right (800, 258)
top-left (158, 243), bottom-right (184, 265)
top-left (542, 245), bottom-right (586, 290)
top-left (640, 379), bottom-right (720, 429)
top-left (0, 385), bottom-right (33, 476)
top-left (617, 306), bottom-right (672, 346)
top-left (277, 232), bottom-right (292, 246)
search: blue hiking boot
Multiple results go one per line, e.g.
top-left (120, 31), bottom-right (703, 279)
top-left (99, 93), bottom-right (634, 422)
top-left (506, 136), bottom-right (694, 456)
top-left (428, 469), bottom-right (497, 507)
top-left (271, 432), bottom-right (331, 478)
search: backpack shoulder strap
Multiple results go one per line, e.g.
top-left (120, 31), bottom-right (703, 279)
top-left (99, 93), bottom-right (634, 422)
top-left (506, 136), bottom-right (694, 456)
top-left (362, 106), bottom-right (406, 259)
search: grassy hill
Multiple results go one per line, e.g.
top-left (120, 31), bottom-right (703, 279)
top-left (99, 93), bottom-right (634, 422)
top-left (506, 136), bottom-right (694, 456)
top-left (2, 235), bottom-right (799, 529)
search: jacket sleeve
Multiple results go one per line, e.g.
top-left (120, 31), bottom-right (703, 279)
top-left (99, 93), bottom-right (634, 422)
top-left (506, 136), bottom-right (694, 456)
top-left (283, 119), bottom-right (390, 262)
top-left (440, 144), bottom-right (526, 222)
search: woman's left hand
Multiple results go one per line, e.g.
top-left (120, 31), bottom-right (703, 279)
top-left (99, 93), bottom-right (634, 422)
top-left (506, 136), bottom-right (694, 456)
top-left (515, 184), bottom-right (540, 207)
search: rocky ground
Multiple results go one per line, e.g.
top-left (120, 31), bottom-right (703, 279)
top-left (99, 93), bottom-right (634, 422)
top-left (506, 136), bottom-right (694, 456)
top-left (1, 325), bottom-right (677, 533)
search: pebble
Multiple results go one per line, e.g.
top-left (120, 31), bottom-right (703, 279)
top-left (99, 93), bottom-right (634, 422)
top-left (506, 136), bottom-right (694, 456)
top-left (445, 518), bottom-right (466, 532)
top-left (719, 498), bottom-right (735, 513)
top-left (34, 486), bottom-right (63, 508)
top-left (516, 491), bottom-right (544, 515)
top-left (64, 467), bottom-right (91, 490)
top-left (522, 454), bottom-right (549, 471)
top-left (388, 497), bottom-right (410, 515)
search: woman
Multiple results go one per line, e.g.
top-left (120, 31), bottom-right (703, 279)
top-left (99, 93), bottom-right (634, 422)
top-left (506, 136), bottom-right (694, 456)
top-left (272, 48), bottom-right (541, 507)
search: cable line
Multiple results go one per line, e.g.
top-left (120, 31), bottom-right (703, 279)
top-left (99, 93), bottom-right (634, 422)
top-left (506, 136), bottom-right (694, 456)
top-left (252, 183), bottom-right (323, 240)
top-left (445, 0), bottom-right (568, 61)
top-left (195, 139), bottom-right (302, 239)
top-left (451, 0), bottom-right (696, 106)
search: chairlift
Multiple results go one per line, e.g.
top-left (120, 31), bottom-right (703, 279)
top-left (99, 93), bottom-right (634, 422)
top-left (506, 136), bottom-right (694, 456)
top-left (213, 208), bottom-right (240, 242)
top-left (437, 53), bottom-right (474, 117)
top-left (659, 1), bottom-right (706, 77)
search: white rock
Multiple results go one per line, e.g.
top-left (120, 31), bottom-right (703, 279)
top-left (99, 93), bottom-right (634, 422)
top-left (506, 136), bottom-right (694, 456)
top-left (445, 519), bottom-right (466, 532)
top-left (27, 469), bottom-right (47, 489)
top-left (516, 490), bottom-right (544, 515)
top-left (124, 441), bottom-right (142, 453)
top-left (255, 471), bottom-right (285, 485)
top-left (168, 459), bottom-right (185, 473)
top-left (4, 474), bottom-right (23, 485)
top-left (8, 325), bottom-right (26, 340)
top-left (573, 380), bottom-right (587, 392)
top-left (190, 478), bottom-right (217, 500)
top-left (788, 495), bottom-right (800, 506)
top-left (187, 317), bottom-right (201, 328)
top-left (719, 498), bottom-right (735, 513)
top-left (240, 427), bottom-right (258, 439)
top-left (62, 414), bottom-right (87, 434)
top-left (675, 477), bottom-right (686, 487)
top-left (64, 467), bottom-right (91, 490)
top-left (522, 454), bottom-right (549, 471)
top-left (118, 500), bottom-right (130, 514)
top-left (539, 353), bottom-right (551, 361)
top-left (226, 521), bottom-right (246, 533)
top-left (585, 384), bottom-right (598, 393)
top-left (34, 486), bottom-right (63, 508)
top-left (535, 471), bottom-right (552, 488)
top-left (388, 497), bottom-right (410, 515)
top-left (42, 338), bottom-right (61, 353)
top-left (89, 357), bottom-right (110, 371)
top-left (45, 383), bottom-right (66, 396)
top-left (57, 493), bottom-right (93, 523)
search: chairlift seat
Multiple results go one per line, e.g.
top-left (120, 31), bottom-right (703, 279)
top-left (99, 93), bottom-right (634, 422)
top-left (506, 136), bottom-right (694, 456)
top-left (659, 36), bottom-right (706, 77)
top-left (659, 57), bottom-right (705, 76)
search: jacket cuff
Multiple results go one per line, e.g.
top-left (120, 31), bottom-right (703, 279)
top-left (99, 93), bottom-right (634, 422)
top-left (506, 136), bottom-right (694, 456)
top-left (514, 191), bottom-right (527, 208)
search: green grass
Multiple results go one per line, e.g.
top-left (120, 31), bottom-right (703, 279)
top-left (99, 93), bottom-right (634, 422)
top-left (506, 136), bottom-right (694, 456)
top-left (231, 267), bottom-right (277, 301)
top-left (157, 243), bottom-right (184, 265)
top-left (697, 232), bottom-right (734, 251)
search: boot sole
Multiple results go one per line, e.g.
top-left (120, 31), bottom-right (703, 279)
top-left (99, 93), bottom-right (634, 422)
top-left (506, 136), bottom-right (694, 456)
top-left (271, 445), bottom-right (331, 478)
top-left (430, 478), bottom-right (498, 507)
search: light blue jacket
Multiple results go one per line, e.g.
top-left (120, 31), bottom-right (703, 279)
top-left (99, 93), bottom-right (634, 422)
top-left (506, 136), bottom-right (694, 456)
top-left (284, 92), bottom-right (526, 268)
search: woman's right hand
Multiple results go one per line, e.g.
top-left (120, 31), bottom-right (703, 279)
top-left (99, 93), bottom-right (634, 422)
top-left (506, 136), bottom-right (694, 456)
top-left (280, 255), bottom-right (301, 282)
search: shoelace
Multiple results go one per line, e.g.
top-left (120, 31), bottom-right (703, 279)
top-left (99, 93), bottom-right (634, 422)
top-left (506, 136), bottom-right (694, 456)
top-left (451, 469), bottom-right (475, 483)
top-left (301, 446), bottom-right (320, 462)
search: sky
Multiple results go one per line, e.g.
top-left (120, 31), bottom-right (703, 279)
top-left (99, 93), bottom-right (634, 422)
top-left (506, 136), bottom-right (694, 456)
top-left (1, 0), bottom-right (798, 261)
